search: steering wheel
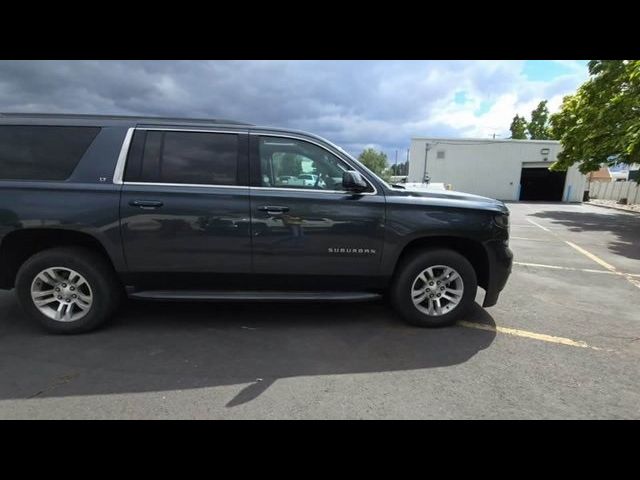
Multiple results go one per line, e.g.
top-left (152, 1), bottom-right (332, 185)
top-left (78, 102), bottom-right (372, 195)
top-left (313, 173), bottom-right (322, 189)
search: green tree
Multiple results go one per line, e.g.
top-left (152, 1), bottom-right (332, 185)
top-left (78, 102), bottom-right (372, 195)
top-left (509, 114), bottom-right (528, 139)
top-left (276, 153), bottom-right (303, 177)
top-left (390, 161), bottom-right (409, 176)
top-left (550, 60), bottom-right (640, 176)
top-left (527, 100), bottom-right (554, 139)
top-left (358, 148), bottom-right (389, 177)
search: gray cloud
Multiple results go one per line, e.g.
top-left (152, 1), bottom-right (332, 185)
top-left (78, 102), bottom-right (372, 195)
top-left (0, 60), bottom-right (581, 160)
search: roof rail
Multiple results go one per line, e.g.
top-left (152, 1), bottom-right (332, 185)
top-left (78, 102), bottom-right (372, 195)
top-left (0, 112), bottom-right (252, 126)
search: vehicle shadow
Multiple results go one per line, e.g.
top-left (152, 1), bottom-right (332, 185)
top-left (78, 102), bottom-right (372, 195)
top-left (0, 293), bottom-right (496, 406)
top-left (529, 209), bottom-right (640, 261)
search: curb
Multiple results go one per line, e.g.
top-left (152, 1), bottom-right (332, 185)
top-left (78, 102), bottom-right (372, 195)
top-left (587, 202), bottom-right (640, 215)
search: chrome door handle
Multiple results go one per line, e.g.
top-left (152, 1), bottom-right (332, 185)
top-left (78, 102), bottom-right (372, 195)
top-left (258, 205), bottom-right (290, 215)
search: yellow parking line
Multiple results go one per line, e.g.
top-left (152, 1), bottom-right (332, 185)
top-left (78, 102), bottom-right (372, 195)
top-left (564, 241), bottom-right (617, 271)
top-left (458, 321), bottom-right (603, 350)
top-left (524, 216), bottom-right (640, 290)
top-left (563, 240), bottom-right (640, 290)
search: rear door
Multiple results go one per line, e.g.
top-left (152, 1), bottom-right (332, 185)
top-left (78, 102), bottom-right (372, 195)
top-left (119, 127), bottom-right (251, 280)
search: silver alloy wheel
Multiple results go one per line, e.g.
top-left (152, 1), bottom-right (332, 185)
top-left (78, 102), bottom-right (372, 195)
top-left (30, 267), bottom-right (93, 322)
top-left (411, 265), bottom-right (464, 317)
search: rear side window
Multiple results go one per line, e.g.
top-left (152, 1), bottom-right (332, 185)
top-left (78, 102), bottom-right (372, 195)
top-left (124, 130), bottom-right (239, 185)
top-left (0, 126), bottom-right (100, 180)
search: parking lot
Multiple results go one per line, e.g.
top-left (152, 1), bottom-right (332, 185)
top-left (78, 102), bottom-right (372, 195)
top-left (0, 202), bottom-right (638, 419)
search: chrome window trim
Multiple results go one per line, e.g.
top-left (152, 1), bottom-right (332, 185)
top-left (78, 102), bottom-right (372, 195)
top-left (112, 127), bottom-right (135, 184)
top-left (113, 127), bottom-right (247, 186)
top-left (249, 186), bottom-right (376, 196)
top-left (122, 182), bottom-right (371, 196)
top-left (123, 181), bottom-right (247, 190)
top-left (251, 132), bottom-right (379, 196)
top-left (115, 128), bottom-right (379, 196)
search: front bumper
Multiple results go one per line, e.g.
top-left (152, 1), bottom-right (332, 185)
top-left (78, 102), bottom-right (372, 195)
top-left (482, 240), bottom-right (513, 307)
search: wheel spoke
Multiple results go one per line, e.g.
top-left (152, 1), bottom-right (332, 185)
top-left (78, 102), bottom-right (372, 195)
top-left (54, 302), bottom-right (65, 321)
top-left (445, 272), bottom-right (460, 283)
top-left (32, 289), bottom-right (55, 299)
top-left (68, 272), bottom-right (80, 284)
top-left (34, 296), bottom-right (58, 307)
top-left (38, 272), bottom-right (57, 286)
top-left (75, 298), bottom-right (91, 310)
top-left (63, 304), bottom-right (74, 322)
top-left (427, 299), bottom-right (435, 315)
top-left (76, 292), bottom-right (91, 303)
top-left (436, 267), bottom-right (452, 281)
top-left (412, 291), bottom-right (428, 304)
top-left (444, 287), bottom-right (463, 296)
top-left (412, 287), bottom-right (426, 298)
top-left (425, 267), bottom-right (435, 280)
top-left (46, 268), bottom-right (64, 284)
top-left (434, 298), bottom-right (443, 315)
top-left (441, 293), bottom-right (459, 303)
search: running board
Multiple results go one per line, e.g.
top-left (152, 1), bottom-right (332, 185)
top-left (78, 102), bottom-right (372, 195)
top-left (128, 290), bottom-right (381, 302)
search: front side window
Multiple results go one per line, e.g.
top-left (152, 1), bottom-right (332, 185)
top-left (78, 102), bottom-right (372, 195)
top-left (125, 130), bottom-right (239, 185)
top-left (259, 136), bottom-right (369, 191)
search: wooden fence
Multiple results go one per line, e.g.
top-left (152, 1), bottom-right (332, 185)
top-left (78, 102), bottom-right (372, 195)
top-left (589, 181), bottom-right (640, 205)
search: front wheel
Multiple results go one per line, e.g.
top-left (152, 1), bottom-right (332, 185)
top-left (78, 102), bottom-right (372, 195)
top-left (391, 249), bottom-right (478, 327)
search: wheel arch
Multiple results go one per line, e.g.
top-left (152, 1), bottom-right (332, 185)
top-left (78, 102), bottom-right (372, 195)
top-left (0, 228), bottom-right (118, 289)
top-left (392, 235), bottom-right (490, 291)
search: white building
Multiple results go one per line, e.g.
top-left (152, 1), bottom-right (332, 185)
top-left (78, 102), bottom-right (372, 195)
top-left (407, 137), bottom-right (586, 202)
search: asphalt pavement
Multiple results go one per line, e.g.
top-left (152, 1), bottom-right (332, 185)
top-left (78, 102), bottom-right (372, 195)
top-left (0, 202), bottom-right (638, 419)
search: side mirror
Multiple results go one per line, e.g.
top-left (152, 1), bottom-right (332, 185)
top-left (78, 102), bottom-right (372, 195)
top-left (342, 170), bottom-right (368, 193)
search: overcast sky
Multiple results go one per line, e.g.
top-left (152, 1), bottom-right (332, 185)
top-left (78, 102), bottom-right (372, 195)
top-left (0, 60), bottom-right (589, 161)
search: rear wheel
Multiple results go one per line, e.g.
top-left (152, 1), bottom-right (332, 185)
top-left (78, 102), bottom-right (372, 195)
top-left (391, 249), bottom-right (477, 327)
top-left (15, 247), bottom-right (122, 334)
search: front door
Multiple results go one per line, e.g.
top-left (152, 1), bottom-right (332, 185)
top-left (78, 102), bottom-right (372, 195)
top-left (120, 128), bottom-right (251, 283)
top-left (249, 134), bottom-right (386, 278)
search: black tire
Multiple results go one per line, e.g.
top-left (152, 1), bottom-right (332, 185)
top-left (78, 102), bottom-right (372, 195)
top-left (15, 247), bottom-right (122, 334)
top-left (391, 249), bottom-right (477, 327)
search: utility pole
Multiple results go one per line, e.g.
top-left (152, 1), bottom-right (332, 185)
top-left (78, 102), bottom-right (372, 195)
top-left (395, 149), bottom-right (398, 175)
top-left (423, 142), bottom-right (431, 184)
top-left (406, 148), bottom-right (409, 176)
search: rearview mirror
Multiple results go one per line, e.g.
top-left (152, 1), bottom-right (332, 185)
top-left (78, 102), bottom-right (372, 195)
top-left (342, 170), bottom-right (368, 193)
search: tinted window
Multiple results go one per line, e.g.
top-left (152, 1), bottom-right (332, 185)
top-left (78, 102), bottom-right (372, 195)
top-left (0, 126), bottom-right (100, 180)
top-left (125, 130), bottom-right (239, 185)
top-left (259, 136), bottom-right (367, 191)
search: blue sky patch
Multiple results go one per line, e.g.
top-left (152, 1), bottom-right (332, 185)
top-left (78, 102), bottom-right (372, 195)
top-left (454, 91), bottom-right (469, 104)
top-left (474, 99), bottom-right (493, 116)
top-left (523, 60), bottom-right (588, 81)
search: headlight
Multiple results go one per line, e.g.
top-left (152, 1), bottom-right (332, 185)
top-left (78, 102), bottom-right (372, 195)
top-left (493, 214), bottom-right (509, 229)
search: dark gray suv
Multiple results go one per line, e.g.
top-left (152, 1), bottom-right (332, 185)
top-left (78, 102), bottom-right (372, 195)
top-left (0, 113), bottom-right (512, 333)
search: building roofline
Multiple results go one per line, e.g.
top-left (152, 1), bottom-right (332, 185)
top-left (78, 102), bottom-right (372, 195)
top-left (411, 136), bottom-right (561, 145)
